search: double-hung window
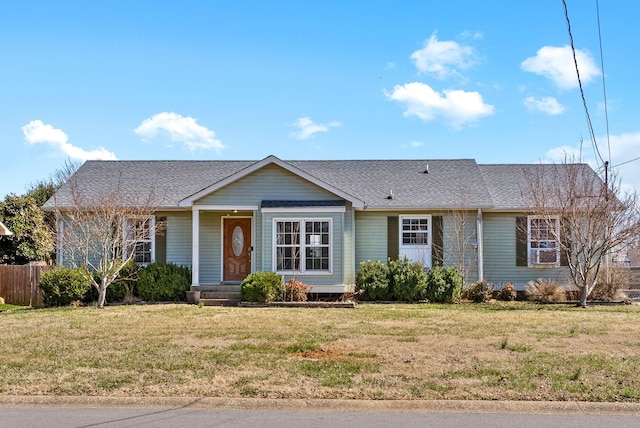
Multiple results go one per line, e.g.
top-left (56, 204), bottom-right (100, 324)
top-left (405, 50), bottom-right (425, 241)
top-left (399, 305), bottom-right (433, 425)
top-left (528, 216), bottom-right (560, 266)
top-left (274, 218), bottom-right (331, 273)
top-left (124, 216), bottom-right (155, 265)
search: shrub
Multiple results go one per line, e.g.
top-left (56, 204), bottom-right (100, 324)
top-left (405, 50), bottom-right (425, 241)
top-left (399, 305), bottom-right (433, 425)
top-left (137, 263), bottom-right (191, 302)
top-left (285, 278), bottom-right (311, 302)
top-left (468, 280), bottom-right (493, 303)
top-left (425, 266), bottom-right (463, 303)
top-left (388, 256), bottom-right (428, 302)
top-left (38, 267), bottom-right (91, 307)
top-left (241, 272), bottom-right (284, 303)
top-left (355, 260), bottom-right (390, 301)
top-left (525, 278), bottom-right (566, 303)
top-left (589, 267), bottom-right (629, 301)
top-left (497, 282), bottom-right (517, 301)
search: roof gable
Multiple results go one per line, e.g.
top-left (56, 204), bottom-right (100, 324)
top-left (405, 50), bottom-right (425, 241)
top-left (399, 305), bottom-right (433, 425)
top-left (178, 155), bottom-right (366, 208)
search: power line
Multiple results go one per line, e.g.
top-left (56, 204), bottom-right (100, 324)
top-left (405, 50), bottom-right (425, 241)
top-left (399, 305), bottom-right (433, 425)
top-left (611, 156), bottom-right (640, 168)
top-left (562, 0), bottom-right (606, 171)
top-left (595, 0), bottom-right (612, 168)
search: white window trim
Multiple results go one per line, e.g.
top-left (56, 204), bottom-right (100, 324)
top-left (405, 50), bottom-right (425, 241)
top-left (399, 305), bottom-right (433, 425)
top-left (398, 215), bottom-right (432, 267)
top-left (272, 217), bottom-right (333, 275)
top-left (123, 216), bottom-right (155, 265)
top-left (527, 215), bottom-right (560, 268)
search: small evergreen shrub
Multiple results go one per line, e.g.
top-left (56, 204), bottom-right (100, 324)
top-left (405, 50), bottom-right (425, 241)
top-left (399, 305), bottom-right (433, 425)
top-left (469, 280), bottom-right (493, 303)
top-left (107, 259), bottom-right (139, 303)
top-left (497, 282), bottom-right (517, 301)
top-left (240, 272), bottom-right (284, 303)
top-left (425, 266), bottom-right (463, 303)
top-left (285, 278), bottom-right (311, 302)
top-left (388, 256), bottom-right (428, 301)
top-left (137, 262), bottom-right (191, 302)
top-left (525, 278), bottom-right (566, 303)
top-left (355, 260), bottom-right (390, 301)
top-left (38, 267), bottom-right (91, 307)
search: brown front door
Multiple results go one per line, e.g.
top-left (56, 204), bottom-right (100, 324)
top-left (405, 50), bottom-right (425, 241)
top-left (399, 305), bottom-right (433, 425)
top-left (223, 217), bottom-right (252, 282)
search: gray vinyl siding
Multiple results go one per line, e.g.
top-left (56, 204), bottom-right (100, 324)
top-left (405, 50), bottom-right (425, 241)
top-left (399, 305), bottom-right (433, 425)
top-left (165, 212), bottom-right (192, 269)
top-left (482, 213), bottom-right (568, 289)
top-left (261, 212), bottom-right (344, 286)
top-left (441, 211), bottom-right (479, 284)
top-left (195, 164), bottom-right (337, 206)
top-left (354, 211), bottom-right (389, 266)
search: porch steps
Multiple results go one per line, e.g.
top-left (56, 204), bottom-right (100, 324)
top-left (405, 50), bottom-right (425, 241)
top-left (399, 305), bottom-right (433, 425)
top-left (196, 284), bottom-right (241, 307)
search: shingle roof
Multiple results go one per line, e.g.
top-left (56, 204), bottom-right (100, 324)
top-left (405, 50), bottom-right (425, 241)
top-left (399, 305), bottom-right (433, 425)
top-left (43, 157), bottom-right (600, 212)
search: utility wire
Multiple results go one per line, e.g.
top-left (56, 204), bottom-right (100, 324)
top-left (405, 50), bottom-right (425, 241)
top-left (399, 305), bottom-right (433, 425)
top-left (595, 0), bottom-right (612, 168)
top-left (562, 0), bottom-right (606, 171)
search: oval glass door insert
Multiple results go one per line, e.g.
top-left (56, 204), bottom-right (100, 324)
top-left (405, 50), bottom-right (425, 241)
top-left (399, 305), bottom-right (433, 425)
top-left (232, 226), bottom-right (244, 257)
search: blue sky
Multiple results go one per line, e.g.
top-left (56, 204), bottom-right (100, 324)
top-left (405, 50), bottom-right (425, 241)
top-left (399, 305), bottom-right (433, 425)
top-left (2, 0), bottom-right (640, 198)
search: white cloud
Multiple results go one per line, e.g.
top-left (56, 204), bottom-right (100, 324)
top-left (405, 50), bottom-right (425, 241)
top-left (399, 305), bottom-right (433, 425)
top-left (134, 112), bottom-right (224, 153)
top-left (544, 132), bottom-right (640, 193)
top-left (289, 116), bottom-right (341, 141)
top-left (544, 145), bottom-right (584, 163)
top-left (524, 96), bottom-right (566, 115)
top-left (521, 45), bottom-right (600, 90)
top-left (22, 120), bottom-right (116, 161)
top-left (408, 140), bottom-right (424, 148)
top-left (410, 32), bottom-right (476, 79)
top-left (386, 82), bottom-right (494, 129)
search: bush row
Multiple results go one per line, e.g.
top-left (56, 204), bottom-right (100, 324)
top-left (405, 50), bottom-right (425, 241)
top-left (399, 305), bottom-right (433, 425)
top-left (38, 262), bottom-right (191, 307)
top-left (356, 257), bottom-right (463, 303)
top-left (240, 272), bottom-right (312, 303)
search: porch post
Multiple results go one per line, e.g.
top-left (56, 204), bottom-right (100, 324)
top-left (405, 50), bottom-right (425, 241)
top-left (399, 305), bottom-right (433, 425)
top-left (476, 208), bottom-right (484, 282)
top-left (192, 207), bottom-right (200, 287)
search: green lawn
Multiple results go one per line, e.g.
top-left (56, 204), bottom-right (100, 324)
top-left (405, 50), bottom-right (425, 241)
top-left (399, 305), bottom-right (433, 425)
top-left (1, 302), bottom-right (639, 401)
top-left (0, 303), bottom-right (30, 312)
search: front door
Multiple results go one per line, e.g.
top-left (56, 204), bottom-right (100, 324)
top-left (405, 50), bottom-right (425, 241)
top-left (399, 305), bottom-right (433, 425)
top-left (223, 217), bottom-right (252, 282)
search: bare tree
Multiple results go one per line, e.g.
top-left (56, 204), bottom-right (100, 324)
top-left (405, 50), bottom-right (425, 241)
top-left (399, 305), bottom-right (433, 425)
top-left (53, 174), bottom-right (161, 308)
top-left (442, 189), bottom-right (478, 286)
top-left (524, 158), bottom-right (640, 307)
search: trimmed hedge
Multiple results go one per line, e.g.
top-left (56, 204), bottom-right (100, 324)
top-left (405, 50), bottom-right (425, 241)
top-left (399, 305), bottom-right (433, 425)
top-left (137, 262), bottom-right (191, 302)
top-left (425, 266), bottom-right (463, 303)
top-left (38, 267), bottom-right (91, 307)
top-left (388, 256), bottom-right (427, 302)
top-left (356, 260), bottom-right (390, 301)
top-left (241, 271), bottom-right (284, 303)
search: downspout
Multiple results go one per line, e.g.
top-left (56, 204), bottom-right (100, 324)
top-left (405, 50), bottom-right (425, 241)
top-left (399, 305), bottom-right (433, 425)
top-left (477, 208), bottom-right (484, 282)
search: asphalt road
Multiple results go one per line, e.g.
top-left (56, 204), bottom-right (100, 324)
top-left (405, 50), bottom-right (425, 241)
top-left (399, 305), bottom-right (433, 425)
top-left (2, 398), bottom-right (640, 428)
top-left (2, 407), bottom-right (640, 428)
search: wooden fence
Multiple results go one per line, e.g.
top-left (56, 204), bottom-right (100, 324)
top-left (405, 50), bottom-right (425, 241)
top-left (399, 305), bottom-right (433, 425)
top-left (0, 264), bottom-right (52, 307)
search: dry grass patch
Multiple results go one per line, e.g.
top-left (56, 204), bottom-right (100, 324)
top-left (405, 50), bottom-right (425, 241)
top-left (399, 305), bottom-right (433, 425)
top-left (1, 303), bottom-right (639, 401)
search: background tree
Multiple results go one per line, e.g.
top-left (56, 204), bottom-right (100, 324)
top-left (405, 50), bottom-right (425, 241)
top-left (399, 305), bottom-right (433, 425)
top-left (0, 160), bottom-right (81, 265)
top-left (0, 193), bottom-right (54, 264)
top-left (54, 174), bottom-right (160, 308)
top-left (525, 159), bottom-right (640, 307)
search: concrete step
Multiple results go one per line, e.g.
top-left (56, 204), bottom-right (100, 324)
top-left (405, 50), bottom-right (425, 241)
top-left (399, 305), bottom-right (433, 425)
top-left (200, 291), bottom-right (241, 299)
top-left (195, 285), bottom-right (241, 293)
top-left (200, 298), bottom-right (240, 307)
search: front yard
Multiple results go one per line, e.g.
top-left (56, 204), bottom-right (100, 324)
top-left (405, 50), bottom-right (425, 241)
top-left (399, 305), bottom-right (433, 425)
top-left (1, 302), bottom-right (639, 401)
